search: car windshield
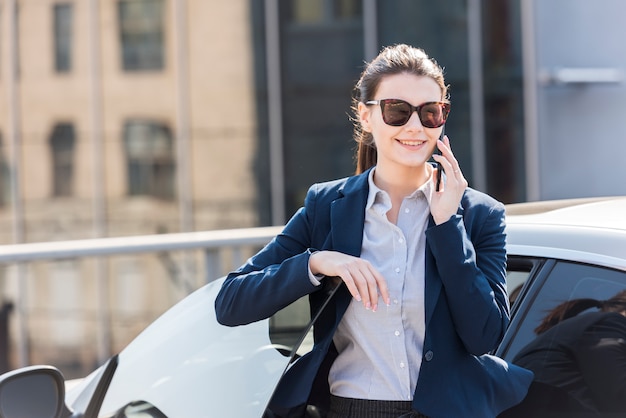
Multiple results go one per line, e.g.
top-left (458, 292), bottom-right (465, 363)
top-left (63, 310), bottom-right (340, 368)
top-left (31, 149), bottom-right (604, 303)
top-left (94, 277), bottom-right (311, 418)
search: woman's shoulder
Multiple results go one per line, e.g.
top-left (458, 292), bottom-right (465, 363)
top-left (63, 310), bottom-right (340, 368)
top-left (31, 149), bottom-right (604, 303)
top-left (307, 171), bottom-right (369, 199)
top-left (588, 311), bottom-right (626, 329)
top-left (575, 311), bottom-right (626, 343)
top-left (461, 187), bottom-right (505, 213)
top-left (557, 311), bottom-right (626, 334)
top-left (311, 176), bottom-right (351, 192)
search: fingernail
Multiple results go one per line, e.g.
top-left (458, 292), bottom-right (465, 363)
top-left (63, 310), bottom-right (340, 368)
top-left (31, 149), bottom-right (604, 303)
top-left (365, 302), bottom-right (371, 310)
top-left (355, 295), bottom-right (362, 302)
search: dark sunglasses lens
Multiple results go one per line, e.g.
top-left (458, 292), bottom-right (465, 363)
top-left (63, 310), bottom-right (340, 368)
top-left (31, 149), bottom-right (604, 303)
top-left (381, 100), bottom-right (412, 126)
top-left (380, 100), bottom-right (449, 127)
top-left (419, 102), bottom-right (448, 128)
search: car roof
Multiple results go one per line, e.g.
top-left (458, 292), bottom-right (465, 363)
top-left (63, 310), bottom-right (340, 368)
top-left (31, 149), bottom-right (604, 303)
top-left (505, 196), bottom-right (626, 230)
top-left (504, 196), bottom-right (626, 270)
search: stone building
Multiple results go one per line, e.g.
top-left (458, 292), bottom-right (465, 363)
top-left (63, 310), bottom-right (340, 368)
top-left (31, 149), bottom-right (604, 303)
top-left (0, 0), bottom-right (264, 376)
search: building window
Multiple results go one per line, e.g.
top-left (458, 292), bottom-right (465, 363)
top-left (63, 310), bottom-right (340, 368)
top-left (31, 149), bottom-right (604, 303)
top-left (275, 1), bottom-right (363, 218)
top-left (288, 0), bottom-right (361, 25)
top-left (53, 3), bottom-right (73, 72)
top-left (2, 3), bottom-right (23, 78)
top-left (118, 0), bottom-right (165, 71)
top-left (123, 120), bottom-right (175, 199)
top-left (49, 123), bottom-right (76, 197)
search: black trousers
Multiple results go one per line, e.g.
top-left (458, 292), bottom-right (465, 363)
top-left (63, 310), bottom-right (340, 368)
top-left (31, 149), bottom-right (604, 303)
top-left (327, 395), bottom-right (429, 418)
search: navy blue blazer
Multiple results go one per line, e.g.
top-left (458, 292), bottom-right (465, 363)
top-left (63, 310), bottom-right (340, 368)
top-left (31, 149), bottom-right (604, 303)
top-left (216, 169), bottom-right (532, 418)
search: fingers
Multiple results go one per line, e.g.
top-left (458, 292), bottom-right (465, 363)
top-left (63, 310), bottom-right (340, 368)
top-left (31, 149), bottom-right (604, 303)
top-left (310, 251), bottom-right (390, 311)
top-left (431, 136), bottom-right (468, 225)
top-left (434, 136), bottom-right (463, 181)
top-left (343, 263), bottom-right (390, 312)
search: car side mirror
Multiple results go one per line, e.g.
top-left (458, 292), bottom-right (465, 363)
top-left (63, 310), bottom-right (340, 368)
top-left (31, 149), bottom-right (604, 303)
top-left (0, 365), bottom-right (72, 418)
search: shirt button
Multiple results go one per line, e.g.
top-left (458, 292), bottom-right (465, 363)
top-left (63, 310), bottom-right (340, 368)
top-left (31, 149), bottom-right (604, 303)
top-left (399, 362), bottom-right (405, 368)
top-left (398, 238), bottom-right (404, 244)
top-left (424, 350), bottom-right (434, 361)
top-left (394, 330), bottom-right (400, 336)
top-left (393, 299), bottom-right (399, 304)
top-left (395, 267), bottom-right (400, 273)
top-left (405, 208), bottom-right (410, 213)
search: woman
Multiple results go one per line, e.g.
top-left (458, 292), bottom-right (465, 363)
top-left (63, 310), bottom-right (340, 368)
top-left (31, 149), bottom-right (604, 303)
top-left (215, 44), bottom-right (531, 418)
top-left (506, 290), bottom-right (626, 417)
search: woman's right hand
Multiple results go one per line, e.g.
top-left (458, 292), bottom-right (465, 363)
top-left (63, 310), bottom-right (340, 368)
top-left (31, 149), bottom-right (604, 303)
top-left (309, 250), bottom-right (390, 312)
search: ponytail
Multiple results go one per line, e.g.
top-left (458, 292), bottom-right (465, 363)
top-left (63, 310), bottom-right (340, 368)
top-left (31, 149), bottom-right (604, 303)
top-left (355, 141), bottom-right (377, 174)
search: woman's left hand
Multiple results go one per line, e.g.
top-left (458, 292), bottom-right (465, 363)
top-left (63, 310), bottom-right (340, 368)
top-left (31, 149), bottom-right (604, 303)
top-left (431, 135), bottom-right (468, 225)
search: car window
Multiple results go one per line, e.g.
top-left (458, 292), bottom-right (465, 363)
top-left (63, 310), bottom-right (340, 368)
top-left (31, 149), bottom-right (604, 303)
top-left (499, 261), bottom-right (626, 416)
top-left (269, 279), bottom-right (341, 359)
top-left (506, 271), bottom-right (528, 304)
top-left (506, 257), bottom-right (544, 307)
top-left (269, 296), bottom-right (313, 357)
top-left (500, 261), bottom-right (626, 361)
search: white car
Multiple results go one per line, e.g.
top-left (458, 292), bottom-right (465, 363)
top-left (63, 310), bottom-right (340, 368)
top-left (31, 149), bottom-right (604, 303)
top-left (1, 197), bottom-right (625, 417)
top-left (498, 196), bottom-right (626, 360)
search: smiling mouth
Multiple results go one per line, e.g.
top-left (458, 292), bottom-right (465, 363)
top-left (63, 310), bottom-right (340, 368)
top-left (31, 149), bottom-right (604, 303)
top-left (397, 139), bottom-right (425, 146)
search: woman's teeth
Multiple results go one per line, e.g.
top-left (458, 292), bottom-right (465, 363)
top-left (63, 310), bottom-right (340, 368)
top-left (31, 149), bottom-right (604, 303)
top-left (398, 140), bottom-right (424, 146)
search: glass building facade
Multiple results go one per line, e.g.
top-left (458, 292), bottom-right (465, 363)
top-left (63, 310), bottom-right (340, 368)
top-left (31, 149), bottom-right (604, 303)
top-left (251, 0), bottom-right (525, 224)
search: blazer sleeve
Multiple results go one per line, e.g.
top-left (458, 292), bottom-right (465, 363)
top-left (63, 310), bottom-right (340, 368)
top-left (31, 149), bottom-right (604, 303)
top-left (425, 195), bottom-right (509, 355)
top-left (214, 186), bottom-right (323, 326)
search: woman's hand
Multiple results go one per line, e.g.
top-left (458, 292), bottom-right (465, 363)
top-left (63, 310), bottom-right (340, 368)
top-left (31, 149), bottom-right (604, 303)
top-left (309, 250), bottom-right (390, 311)
top-left (431, 135), bottom-right (468, 225)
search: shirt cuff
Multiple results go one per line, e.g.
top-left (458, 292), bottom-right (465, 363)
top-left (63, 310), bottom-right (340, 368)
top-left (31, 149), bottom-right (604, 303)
top-left (307, 249), bottom-right (325, 286)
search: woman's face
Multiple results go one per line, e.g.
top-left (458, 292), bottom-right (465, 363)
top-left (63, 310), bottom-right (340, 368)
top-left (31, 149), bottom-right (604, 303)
top-left (359, 73), bottom-right (444, 172)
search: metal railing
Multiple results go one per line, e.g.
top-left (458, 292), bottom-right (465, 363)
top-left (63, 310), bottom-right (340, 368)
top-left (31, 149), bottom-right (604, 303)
top-left (0, 226), bottom-right (283, 369)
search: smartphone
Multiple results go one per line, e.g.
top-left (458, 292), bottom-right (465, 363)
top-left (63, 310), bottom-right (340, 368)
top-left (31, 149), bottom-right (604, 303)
top-left (435, 125), bottom-right (445, 191)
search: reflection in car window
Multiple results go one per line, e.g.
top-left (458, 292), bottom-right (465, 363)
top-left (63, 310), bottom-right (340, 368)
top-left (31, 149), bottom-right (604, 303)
top-left (503, 262), bottom-right (626, 362)
top-left (502, 266), bottom-right (626, 417)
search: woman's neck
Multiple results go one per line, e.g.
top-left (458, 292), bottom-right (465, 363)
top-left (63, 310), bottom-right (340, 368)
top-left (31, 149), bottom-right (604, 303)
top-left (373, 163), bottom-right (431, 199)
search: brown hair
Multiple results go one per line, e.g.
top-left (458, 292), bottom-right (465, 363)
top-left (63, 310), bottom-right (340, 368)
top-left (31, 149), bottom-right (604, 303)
top-left (534, 289), bottom-right (626, 334)
top-left (352, 44), bottom-right (449, 174)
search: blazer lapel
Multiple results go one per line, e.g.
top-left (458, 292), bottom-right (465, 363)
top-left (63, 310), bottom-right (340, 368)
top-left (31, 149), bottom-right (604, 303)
top-left (329, 171), bottom-right (369, 257)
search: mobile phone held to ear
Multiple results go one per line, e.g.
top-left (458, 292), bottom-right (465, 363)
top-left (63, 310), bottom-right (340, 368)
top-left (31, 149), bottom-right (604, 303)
top-left (435, 125), bottom-right (445, 192)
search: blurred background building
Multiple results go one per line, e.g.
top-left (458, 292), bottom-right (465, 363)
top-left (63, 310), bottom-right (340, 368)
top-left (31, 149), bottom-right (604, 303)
top-left (1, 0), bottom-right (625, 377)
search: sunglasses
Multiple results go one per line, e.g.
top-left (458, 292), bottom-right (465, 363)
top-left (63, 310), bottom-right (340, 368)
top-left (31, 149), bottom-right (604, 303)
top-left (365, 99), bottom-right (450, 128)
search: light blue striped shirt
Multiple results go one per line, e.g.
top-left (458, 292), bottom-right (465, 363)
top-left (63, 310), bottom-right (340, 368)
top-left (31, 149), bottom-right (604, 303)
top-left (328, 168), bottom-right (433, 401)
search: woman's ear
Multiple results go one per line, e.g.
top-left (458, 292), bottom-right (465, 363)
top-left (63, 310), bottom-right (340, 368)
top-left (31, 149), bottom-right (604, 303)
top-left (358, 102), bottom-right (372, 133)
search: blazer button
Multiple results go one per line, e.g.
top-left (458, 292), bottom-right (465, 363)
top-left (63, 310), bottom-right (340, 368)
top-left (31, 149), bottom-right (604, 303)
top-left (424, 350), bottom-right (434, 361)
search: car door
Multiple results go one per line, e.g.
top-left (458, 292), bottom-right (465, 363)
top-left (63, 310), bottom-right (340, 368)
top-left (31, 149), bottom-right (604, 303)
top-left (61, 277), bottom-right (340, 418)
top-left (498, 256), bottom-right (626, 416)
